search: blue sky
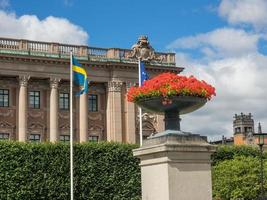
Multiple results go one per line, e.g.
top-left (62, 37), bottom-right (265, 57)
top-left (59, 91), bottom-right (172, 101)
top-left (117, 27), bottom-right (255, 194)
top-left (1, 0), bottom-right (267, 140)
top-left (6, 0), bottom-right (224, 50)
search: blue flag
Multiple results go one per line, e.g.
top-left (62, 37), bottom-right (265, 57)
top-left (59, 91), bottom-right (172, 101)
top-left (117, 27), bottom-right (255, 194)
top-left (139, 61), bottom-right (149, 86)
top-left (72, 56), bottom-right (88, 96)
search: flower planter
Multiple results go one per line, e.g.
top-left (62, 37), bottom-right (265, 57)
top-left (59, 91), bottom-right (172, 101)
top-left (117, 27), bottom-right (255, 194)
top-left (127, 72), bottom-right (215, 133)
top-left (136, 96), bottom-right (206, 131)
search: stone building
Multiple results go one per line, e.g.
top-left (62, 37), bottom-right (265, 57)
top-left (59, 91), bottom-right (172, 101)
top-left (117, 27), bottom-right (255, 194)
top-left (0, 36), bottom-right (182, 143)
top-left (233, 112), bottom-right (267, 145)
top-left (233, 113), bottom-right (255, 145)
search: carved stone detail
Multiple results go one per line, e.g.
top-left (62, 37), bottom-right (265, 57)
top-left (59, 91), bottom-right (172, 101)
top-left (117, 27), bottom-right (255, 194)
top-left (58, 112), bottom-right (70, 119)
top-left (28, 122), bottom-right (45, 130)
top-left (107, 81), bottom-right (123, 92)
top-left (59, 123), bottom-right (70, 134)
top-left (0, 109), bottom-right (14, 117)
top-left (88, 125), bottom-right (104, 139)
top-left (19, 75), bottom-right (30, 87)
top-left (28, 111), bottom-right (44, 119)
top-left (88, 113), bottom-right (102, 121)
top-left (0, 121), bottom-right (14, 128)
top-left (136, 112), bottom-right (157, 124)
top-left (142, 112), bottom-right (157, 123)
top-left (50, 77), bottom-right (61, 89)
top-left (128, 35), bottom-right (155, 61)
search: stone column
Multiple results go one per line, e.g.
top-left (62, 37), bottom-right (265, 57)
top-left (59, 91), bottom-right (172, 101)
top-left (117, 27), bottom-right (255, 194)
top-left (79, 92), bottom-right (88, 142)
top-left (18, 75), bottom-right (30, 142)
top-left (49, 78), bottom-right (60, 142)
top-left (106, 81), bottom-right (123, 142)
top-left (125, 82), bottom-right (136, 143)
top-left (133, 133), bottom-right (216, 200)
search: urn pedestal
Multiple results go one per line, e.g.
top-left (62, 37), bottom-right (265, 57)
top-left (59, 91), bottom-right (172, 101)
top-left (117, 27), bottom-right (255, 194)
top-left (133, 96), bottom-right (216, 200)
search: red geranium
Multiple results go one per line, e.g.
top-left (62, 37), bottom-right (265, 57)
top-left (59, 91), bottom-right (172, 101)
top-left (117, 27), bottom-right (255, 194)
top-left (127, 72), bottom-right (216, 102)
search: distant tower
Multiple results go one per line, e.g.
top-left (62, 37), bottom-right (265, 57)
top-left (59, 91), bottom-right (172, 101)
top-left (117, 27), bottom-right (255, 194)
top-left (258, 122), bottom-right (262, 133)
top-left (233, 113), bottom-right (254, 145)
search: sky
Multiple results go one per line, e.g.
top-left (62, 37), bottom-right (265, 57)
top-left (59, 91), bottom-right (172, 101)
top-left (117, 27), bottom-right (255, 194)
top-left (0, 0), bottom-right (267, 141)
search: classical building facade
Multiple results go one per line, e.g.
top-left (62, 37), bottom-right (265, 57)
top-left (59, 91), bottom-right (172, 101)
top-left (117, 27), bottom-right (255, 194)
top-left (0, 36), bottom-right (182, 143)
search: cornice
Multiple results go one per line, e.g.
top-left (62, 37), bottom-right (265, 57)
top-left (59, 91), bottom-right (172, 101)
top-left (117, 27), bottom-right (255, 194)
top-left (0, 53), bottom-right (183, 73)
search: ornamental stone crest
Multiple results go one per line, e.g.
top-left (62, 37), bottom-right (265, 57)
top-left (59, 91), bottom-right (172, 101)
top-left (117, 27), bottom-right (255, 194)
top-left (129, 35), bottom-right (156, 61)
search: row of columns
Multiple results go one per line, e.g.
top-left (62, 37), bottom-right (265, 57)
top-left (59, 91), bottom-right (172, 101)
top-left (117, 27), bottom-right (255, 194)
top-left (106, 81), bottom-right (136, 143)
top-left (17, 76), bottom-right (137, 143)
top-left (17, 76), bottom-right (88, 143)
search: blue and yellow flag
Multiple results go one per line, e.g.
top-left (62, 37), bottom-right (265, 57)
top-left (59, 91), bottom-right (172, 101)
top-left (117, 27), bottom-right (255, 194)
top-left (72, 56), bottom-right (88, 95)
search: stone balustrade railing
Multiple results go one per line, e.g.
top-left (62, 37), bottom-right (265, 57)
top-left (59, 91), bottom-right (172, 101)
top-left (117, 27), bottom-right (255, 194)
top-left (0, 38), bottom-right (175, 66)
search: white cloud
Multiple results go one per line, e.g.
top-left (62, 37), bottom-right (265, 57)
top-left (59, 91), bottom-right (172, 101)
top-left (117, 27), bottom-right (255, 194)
top-left (167, 28), bottom-right (260, 58)
top-left (175, 52), bottom-right (267, 141)
top-left (0, 10), bottom-right (88, 45)
top-left (219, 0), bottom-right (267, 30)
top-left (167, 1), bottom-right (267, 140)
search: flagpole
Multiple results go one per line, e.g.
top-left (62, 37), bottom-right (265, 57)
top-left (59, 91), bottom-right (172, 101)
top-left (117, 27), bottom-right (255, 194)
top-left (70, 51), bottom-right (74, 200)
top-left (138, 59), bottom-right (143, 146)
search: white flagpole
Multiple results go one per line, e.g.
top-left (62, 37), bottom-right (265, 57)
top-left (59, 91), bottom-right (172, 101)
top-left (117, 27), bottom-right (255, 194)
top-left (138, 59), bottom-right (143, 146)
top-left (70, 51), bottom-right (74, 200)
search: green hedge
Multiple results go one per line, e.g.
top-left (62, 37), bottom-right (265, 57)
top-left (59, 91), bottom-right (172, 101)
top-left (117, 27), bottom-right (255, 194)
top-left (0, 142), bottom-right (141, 200)
top-left (1, 142), bottom-right (266, 200)
top-left (212, 156), bottom-right (267, 200)
top-left (211, 145), bottom-right (267, 200)
top-left (211, 145), bottom-right (263, 165)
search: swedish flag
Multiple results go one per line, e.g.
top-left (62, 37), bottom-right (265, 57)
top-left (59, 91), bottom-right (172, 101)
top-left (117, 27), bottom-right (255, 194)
top-left (72, 56), bottom-right (88, 95)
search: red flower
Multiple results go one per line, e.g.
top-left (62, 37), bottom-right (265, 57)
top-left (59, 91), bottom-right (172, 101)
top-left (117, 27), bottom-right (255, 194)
top-left (127, 72), bottom-right (216, 102)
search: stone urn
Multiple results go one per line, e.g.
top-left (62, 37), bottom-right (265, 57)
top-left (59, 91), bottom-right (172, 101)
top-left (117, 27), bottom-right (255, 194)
top-left (136, 96), bottom-right (206, 133)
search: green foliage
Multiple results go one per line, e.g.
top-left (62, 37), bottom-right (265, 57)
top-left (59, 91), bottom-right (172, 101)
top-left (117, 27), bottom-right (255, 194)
top-left (212, 156), bottom-right (267, 200)
top-left (212, 145), bottom-right (267, 200)
top-left (211, 145), bottom-right (262, 166)
top-left (0, 141), bottom-right (141, 200)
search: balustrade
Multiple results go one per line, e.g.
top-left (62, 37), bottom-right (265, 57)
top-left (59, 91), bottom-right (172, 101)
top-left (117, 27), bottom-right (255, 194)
top-left (0, 38), bottom-right (19, 50)
top-left (0, 37), bottom-right (175, 65)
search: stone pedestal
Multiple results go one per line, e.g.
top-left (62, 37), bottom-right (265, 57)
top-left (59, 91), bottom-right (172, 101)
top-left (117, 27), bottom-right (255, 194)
top-left (133, 131), bottom-right (216, 200)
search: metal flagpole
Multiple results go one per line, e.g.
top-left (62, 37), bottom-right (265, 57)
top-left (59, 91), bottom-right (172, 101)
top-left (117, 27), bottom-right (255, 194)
top-left (70, 51), bottom-right (74, 200)
top-left (138, 59), bottom-right (143, 146)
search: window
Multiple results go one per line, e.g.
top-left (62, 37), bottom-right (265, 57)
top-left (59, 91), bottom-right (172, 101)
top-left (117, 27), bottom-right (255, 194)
top-left (29, 134), bottom-right (40, 142)
top-left (89, 135), bottom-right (99, 142)
top-left (235, 127), bottom-right (241, 133)
top-left (0, 89), bottom-right (9, 107)
top-left (0, 133), bottom-right (9, 140)
top-left (29, 91), bottom-right (40, 109)
top-left (88, 94), bottom-right (98, 112)
top-left (59, 93), bottom-right (69, 110)
top-left (60, 135), bottom-right (70, 142)
top-left (244, 127), bottom-right (252, 133)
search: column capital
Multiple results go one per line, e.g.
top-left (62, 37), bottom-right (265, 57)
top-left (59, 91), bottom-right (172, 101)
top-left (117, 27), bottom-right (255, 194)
top-left (18, 75), bottom-right (30, 87)
top-left (107, 81), bottom-right (123, 92)
top-left (50, 77), bottom-right (61, 89)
